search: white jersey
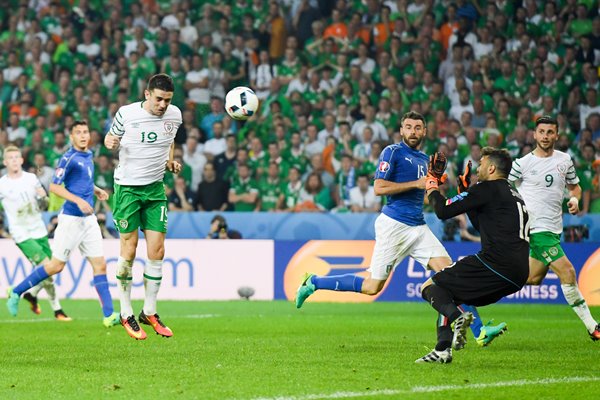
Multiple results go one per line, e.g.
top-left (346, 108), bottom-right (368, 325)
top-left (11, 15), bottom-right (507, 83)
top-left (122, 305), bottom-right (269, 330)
top-left (508, 150), bottom-right (579, 234)
top-left (0, 172), bottom-right (47, 243)
top-left (109, 102), bottom-right (182, 185)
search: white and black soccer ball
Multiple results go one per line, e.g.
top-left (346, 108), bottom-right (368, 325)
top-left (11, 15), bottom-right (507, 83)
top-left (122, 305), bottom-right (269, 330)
top-left (224, 86), bottom-right (259, 121)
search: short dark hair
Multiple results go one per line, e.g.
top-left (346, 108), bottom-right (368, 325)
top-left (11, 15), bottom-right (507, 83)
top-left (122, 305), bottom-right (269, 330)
top-left (535, 115), bottom-right (558, 130)
top-left (401, 111), bottom-right (425, 126)
top-left (481, 147), bottom-right (512, 178)
top-left (71, 120), bottom-right (88, 131)
top-left (147, 73), bottom-right (175, 92)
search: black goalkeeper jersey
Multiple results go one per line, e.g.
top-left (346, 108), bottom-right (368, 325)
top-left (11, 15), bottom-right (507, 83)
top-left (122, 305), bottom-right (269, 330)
top-left (428, 179), bottom-right (530, 281)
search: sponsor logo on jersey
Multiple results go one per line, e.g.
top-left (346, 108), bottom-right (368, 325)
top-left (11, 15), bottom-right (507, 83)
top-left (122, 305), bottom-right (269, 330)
top-left (378, 161), bottom-right (390, 172)
top-left (55, 168), bottom-right (64, 178)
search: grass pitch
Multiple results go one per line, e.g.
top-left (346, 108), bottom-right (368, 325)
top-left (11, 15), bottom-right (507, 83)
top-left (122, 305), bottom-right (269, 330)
top-left (0, 300), bottom-right (598, 399)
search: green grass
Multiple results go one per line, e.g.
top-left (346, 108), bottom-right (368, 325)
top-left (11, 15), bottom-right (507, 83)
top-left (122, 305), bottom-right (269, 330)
top-left (0, 300), bottom-right (599, 399)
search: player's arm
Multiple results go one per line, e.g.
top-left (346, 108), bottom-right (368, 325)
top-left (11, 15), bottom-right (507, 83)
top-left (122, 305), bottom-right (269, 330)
top-left (50, 184), bottom-right (94, 214)
top-left (373, 145), bottom-right (426, 196)
top-left (50, 159), bottom-right (94, 214)
top-left (426, 184), bottom-right (488, 221)
top-left (374, 178), bottom-right (426, 196)
top-left (566, 183), bottom-right (582, 215)
top-left (105, 109), bottom-right (125, 150)
top-left (93, 185), bottom-right (109, 201)
top-left (166, 142), bottom-right (182, 173)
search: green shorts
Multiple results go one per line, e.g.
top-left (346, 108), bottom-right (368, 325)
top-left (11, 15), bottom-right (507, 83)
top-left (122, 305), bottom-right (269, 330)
top-left (529, 231), bottom-right (566, 266)
top-left (113, 181), bottom-right (168, 234)
top-left (17, 237), bottom-right (52, 265)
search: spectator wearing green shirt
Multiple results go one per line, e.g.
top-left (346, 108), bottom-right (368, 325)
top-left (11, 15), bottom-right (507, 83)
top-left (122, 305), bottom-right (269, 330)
top-left (569, 4), bottom-right (593, 38)
top-left (228, 163), bottom-right (259, 212)
top-left (279, 166), bottom-right (303, 211)
top-left (258, 162), bottom-right (285, 211)
top-left (589, 160), bottom-right (600, 213)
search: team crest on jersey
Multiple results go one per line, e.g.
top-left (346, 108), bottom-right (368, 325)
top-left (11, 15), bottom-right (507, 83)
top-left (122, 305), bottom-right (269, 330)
top-left (557, 162), bottom-right (568, 175)
top-left (55, 168), bottom-right (64, 178)
top-left (164, 121), bottom-right (175, 134)
top-left (378, 161), bottom-right (390, 172)
top-left (118, 219), bottom-right (128, 230)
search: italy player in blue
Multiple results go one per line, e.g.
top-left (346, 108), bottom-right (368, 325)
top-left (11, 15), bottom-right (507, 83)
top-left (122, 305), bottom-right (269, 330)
top-left (7, 120), bottom-right (119, 328)
top-left (296, 111), bottom-right (506, 346)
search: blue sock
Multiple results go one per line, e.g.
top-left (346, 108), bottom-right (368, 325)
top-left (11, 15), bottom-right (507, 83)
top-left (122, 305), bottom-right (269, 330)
top-left (311, 274), bottom-right (364, 293)
top-left (93, 274), bottom-right (114, 317)
top-left (459, 304), bottom-right (483, 338)
top-left (13, 266), bottom-right (50, 296)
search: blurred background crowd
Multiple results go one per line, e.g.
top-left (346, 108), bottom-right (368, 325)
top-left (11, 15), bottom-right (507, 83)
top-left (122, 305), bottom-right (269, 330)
top-left (1, 0), bottom-right (600, 216)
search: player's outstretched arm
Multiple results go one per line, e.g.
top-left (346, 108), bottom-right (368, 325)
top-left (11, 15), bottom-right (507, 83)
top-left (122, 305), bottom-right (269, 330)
top-left (427, 186), bottom-right (487, 221)
top-left (50, 183), bottom-right (94, 215)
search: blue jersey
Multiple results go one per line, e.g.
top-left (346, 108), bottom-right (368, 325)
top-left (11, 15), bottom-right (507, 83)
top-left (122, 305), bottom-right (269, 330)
top-left (374, 141), bottom-right (428, 226)
top-left (52, 147), bottom-right (95, 217)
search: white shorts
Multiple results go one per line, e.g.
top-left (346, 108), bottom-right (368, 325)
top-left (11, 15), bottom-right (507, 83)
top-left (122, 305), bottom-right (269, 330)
top-left (52, 213), bottom-right (104, 262)
top-left (369, 213), bottom-right (450, 280)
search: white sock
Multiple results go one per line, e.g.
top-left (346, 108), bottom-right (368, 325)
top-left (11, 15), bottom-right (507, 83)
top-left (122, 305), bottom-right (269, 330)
top-left (561, 284), bottom-right (598, 332)
top-left (28, 282), bottom-right (43, 297)
top-left (143, 259), bottom-right (162, 316)
top-left (116, 257), bottom-right (134, 318)
top-left (41, 278), bottom-right (61, 311)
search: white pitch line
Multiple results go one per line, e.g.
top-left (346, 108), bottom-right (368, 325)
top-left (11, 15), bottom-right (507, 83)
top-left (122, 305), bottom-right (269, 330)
top-left (248, 376), bottom-right (600, 400)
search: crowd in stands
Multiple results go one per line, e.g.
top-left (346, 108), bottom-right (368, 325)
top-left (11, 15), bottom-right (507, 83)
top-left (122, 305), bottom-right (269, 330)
top-left (1, 0), bottom-right (600, 215)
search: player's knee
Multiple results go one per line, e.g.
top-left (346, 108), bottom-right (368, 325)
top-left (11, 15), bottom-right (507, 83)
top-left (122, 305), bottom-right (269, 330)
top-left (555, 265), bottom-right (577, 284)
top-left (527, 276), bottom-right (543, 285)
top-left (46, 260), bottom-right (65, 274)
top-left (361, 279), bottom-right (384, 295)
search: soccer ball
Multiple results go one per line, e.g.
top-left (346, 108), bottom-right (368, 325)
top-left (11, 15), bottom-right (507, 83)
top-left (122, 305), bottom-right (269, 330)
top-left (224, 86), bottom-right (259, 120)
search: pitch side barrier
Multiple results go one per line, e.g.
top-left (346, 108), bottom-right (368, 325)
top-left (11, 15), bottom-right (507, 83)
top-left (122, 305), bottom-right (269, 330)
top-left (41, 212), bottom-right (600, 241)
top-left (0, 239), bottom-right (598, 305)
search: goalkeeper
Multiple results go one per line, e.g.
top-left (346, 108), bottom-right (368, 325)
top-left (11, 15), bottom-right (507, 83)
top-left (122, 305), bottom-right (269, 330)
top-left (416, 147), bottom-right (530, 364)
top-left (295, 111), bottom-right (505, 345)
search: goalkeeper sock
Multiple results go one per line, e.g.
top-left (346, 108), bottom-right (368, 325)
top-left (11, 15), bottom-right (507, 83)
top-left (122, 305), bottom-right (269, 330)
top-left (311, 274), bottom-right (364, 293)
top-left (143, 260), bottom-right (163, 316)
top-left (561, 284), bottom-right (598, 332)
top-left (459, 304), bottom-right (483, 338)
top-left (422, 284), bottom-right (461, 322)
top-left (116, 257), bottom-right (133, 318)
top-left (435, 313), bottom-right (453, 351)
top-left (93, 274), bottom-right (114, 318)
top-left (13, 265), bottom-right (50, 296)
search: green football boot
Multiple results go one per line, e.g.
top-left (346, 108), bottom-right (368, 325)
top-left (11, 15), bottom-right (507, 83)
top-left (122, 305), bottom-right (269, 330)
top-left (6, 287), bottom-right (20, 317)
top-left (295, 273), bottom-right (316, 309)
top-left (476, 321), bottom-right (508, 346)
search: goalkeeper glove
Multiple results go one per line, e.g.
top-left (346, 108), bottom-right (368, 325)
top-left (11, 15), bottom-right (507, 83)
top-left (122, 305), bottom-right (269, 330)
top-left (428, 151), bottom-right (448, 184)
top-left (457, 160), bottom-right (472, 194)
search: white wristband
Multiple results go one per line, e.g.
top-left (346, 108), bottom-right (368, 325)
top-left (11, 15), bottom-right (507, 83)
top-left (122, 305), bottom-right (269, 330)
top-left (569, 196), bottom-right (579, 204)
